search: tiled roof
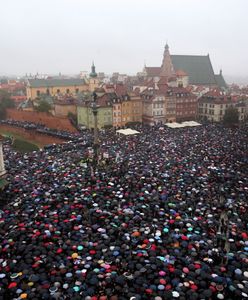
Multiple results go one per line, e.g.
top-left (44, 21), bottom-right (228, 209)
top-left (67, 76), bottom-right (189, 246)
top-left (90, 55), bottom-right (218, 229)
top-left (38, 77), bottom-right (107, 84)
top-left (97, 94), bottom-right (113, 107)
top-left (114, 84), bottom-right (128, 97)
top-left (145, 55), bottom-right (218, 86)
top-left (198, 97), bottom-right (232, 104)
top-left (171, 55), bottom-right (217, 85)
top-left (28, 78), bottom-right (86, 88)
top-left (199, 88), bottom-right (233, 104)
top-left (203, 88), bottom-right (225, 98)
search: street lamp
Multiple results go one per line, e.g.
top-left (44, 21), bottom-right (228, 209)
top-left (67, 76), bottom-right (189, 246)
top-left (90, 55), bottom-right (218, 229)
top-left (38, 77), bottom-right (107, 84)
top-left (91, 92), bottom-right (99, 169)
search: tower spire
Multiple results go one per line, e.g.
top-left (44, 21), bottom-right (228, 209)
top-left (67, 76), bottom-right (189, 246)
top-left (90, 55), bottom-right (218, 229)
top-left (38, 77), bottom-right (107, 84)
top-left (90, 61), bottom-right (97, 78)
top-left (160, 43), bottom-right (175, 78)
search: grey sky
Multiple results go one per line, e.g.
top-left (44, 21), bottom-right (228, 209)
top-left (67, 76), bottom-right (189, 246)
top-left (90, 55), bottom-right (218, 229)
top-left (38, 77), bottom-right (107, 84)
top-left (0, 0), bottom-right (247, 77)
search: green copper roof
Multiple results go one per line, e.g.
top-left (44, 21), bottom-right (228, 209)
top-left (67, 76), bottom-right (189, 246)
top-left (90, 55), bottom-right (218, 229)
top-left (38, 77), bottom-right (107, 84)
top-left (171, 55), bottom-right (217, 85)
top-left (215, 73), bottom-right (228, 89)
top-left (28, 79), bottom-right (86, 88)
top-left (90, 63), bottom-right (97, 78)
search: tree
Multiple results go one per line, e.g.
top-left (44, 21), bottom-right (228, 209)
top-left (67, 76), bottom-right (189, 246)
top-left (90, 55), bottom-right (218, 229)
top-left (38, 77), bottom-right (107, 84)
top-left (223, 106), bottom-right (239, 125)
top-left (0, 90), bottom-right (15, 120)
top-left (35, 100), bottom-right (52, 113)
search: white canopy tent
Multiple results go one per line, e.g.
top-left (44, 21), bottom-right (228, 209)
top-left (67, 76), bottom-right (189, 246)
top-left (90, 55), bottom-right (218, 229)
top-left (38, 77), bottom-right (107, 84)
top-left (182, 121), bottom-right (201, 127)
top-left (165, 121), bottom-right (201, 128)
top-left (116, 128), bottom-right (140, 135)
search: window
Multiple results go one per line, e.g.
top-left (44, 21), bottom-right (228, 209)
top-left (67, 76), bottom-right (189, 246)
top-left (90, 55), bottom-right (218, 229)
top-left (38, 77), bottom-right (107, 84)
top-left (57, 89), bottom-right (60, 93)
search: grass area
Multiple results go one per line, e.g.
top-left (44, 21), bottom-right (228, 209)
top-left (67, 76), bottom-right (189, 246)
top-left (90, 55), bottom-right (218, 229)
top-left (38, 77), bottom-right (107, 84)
top-left (0, 129), bottom-right (44, 148)
top-left (12, 138), bottom-right (39, 153)
top-left (0, 129), bottom-right (42, 153)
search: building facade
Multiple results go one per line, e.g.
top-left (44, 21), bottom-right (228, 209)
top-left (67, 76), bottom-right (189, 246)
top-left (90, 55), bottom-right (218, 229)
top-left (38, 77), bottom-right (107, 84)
top-left (54, 98), bottom-right (77, 117)
top-left (77, 94), bottom-right (113, 129)
top-left (142, 88), bottom-right (166, 125)
top-left (112, 99), bottom-right (122, 128)
top-left (26, 79), bottom-right (88, 100)
top-left (173, 87), bottom-right (197, 122)
top-left (198, 89), bottom-right (247, 122)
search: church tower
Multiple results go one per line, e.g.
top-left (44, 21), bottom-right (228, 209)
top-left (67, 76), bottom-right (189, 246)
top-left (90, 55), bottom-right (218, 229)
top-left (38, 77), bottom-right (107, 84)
top-left (89, 62), bottom-right (99, 92)
top-left (160, 44), bottom-right (176, 78)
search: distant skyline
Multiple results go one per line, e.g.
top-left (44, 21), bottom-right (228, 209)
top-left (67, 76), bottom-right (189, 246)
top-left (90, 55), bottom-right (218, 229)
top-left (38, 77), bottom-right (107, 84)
top-left (0, 0), bottom-right (247, 78)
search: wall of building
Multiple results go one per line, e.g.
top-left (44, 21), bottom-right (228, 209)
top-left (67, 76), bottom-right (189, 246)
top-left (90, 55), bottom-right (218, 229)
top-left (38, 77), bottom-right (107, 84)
top-left (142, 100), bottom-right (154, 125)
top-left (176, 97), bottom-right (198, 122)
top-left (176, 76), bottom-right (189, 88)
top-left (165, 97), bottom-right (176, 122)
top-left (121, 100), bottom-right (132, 126)
top-left (113, 103), bottom-right (122, 128)
top-left (27, 84), bottom-right (88, 100)
top-left (54, 104), bottom-right (77, 117)
top-left (77, 106), bottom-right (89, 127)
top-left (130, 96), bottom-right (143, 123)
top-left (198, 102), bottom-right (247, 122)
top-left (77, 106), bottom-right (113, 129)
top-left (6, 109), bottom-right (77, 133)
top-left (88, 78), bottom-right (99, 92)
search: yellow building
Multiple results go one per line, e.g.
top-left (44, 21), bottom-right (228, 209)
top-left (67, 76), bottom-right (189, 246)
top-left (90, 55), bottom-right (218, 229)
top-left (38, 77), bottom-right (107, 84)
top-left (121, 96), bottom-right (132, 126)
top-left (112, 99), bottom-right (122, 128)
top-left (112, 94), bottom-right (143, 127)
top-left (129, 93), bottom-right (143, 124)
top-left (26, 78), bottom-right (89, 100)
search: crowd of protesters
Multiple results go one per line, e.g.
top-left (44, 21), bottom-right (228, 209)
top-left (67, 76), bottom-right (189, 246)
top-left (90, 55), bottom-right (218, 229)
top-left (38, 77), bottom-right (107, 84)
top-left (0, 123), bottom-right (247, 300)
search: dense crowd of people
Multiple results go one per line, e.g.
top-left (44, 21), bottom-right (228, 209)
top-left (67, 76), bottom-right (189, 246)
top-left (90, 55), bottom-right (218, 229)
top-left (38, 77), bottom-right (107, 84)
top-left (0, 123), bottom-right (247, 300)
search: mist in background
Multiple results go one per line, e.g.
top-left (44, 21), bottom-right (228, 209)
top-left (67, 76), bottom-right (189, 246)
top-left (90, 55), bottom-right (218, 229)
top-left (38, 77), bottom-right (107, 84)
top-left (0, 0), bottom-right (247, 83)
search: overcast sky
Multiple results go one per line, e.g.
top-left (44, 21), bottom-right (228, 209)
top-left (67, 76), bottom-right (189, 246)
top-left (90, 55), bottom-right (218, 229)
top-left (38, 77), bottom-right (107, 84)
top-left (0, 0), bottom-right (247, 77)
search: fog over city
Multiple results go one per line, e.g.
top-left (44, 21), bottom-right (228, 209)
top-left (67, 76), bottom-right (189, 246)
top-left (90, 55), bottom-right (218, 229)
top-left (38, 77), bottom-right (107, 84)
top-left (0, 0), bottom-right (247, 81)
